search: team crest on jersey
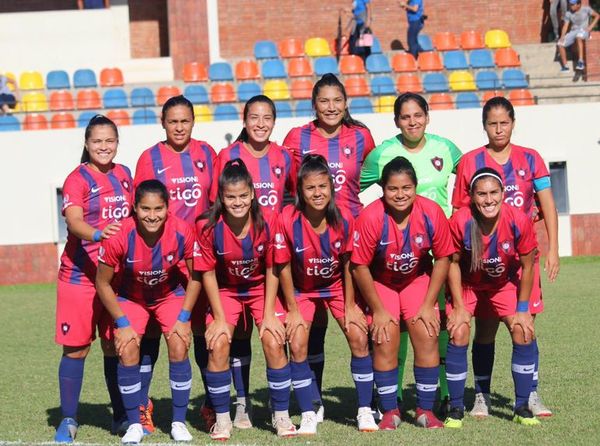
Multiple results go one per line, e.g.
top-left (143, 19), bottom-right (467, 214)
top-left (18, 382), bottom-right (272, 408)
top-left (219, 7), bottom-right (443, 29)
top-left (431, 157), bottom-right (443, 172)
top-left (272, 165), bottom-right (283, 178)
top-left (342, 146), bottom-right (353, 158)
top-left (516, 168), bottom-right (527, 178)
top-left (414, 234), bottom-right (425, 246)
top-left (195, 160), bottom-right (205, 172)
top-left (334, 240), bottom-right (342, 249)
top-left (61, 323), bottom-right (70, 335)
top-left (121, 180), bottom-right (130, 190)
top-left (500, 240), bottom-right (512, 253)
top-left (164, 252), bottom-right (175, 264)
top-left (256, 243), bottom-right (264, 253)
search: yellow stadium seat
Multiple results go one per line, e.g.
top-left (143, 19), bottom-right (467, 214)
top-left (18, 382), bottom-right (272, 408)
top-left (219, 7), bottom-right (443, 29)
top-left (449, 71), bottom-right (476, 91)
top-left (374, 96), bottom-right (396, 113)
top-left (263, 80), bottom-right (290, 100)
top-left (194, 105), bottom-right (213, 122)
top-left (22, 91), bottom-right (49, 112)
top-left (305, 37), bottom-right (332, 57)
top-left (2, 72), bottom-right (17, 90)
top-left (19, 71), bottom-right (44, 90)
top-left (485, 29), bottom-right (511, 49)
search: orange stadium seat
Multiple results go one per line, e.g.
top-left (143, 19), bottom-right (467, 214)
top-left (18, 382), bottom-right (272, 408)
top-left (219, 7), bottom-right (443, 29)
top-left (331, 35), bottom-right (350, 56)
top-left (429, 93), bottom-right (455, 110)
top-left (99, 67), bottom-right (124, 87)
top-left (392, 53), bottom-right (418, 72)
top-left (508, 89), bottom-right (535, 106)
top-left (340, 55), bottom-right (366, 74)
top-left (279, 38), bottom-right (305, 58)
top-left (263, 80), bottom-right (290, 100)
top-left (287, 58), bottom-right (313, 77)
top-left (481, 90), bottom-right (504, 104)
top-left (485, 29), bottom-right (511, 48)
top-left (291, 79), bottom-right (313, 99)
top-left (19, 71), bottom-right (44, 90)
top-left (210, 83), bottom-right (236, 103)
top-left (49, 90), bottom-right (75, 111)
top-left (157, 86), bottom-right (182, 106)
top-left (433, 32), bottom-right (459, 51)
top-left (495, 48), bottom-right (521, 67)
top-left (106, 109), bottom-right (131, 126)
top-left (23, 113), bottom-right (49, 130)
top-left (51, 112), bottom-right (76, 129)
top-left (235, 60), bottom-right (260, 80)
top-left (344, 77), bottom-right (369, 96)
top-left (396, 74), bottom-right (423, 93)
top-left (183, 62), bottom-right (208, 82)
top-left (76, 89), bottom-right (101, 109)
top-left (460, 30), bottom-right (485, 50)
top-left (22, 92), bottom-right (48, 112)
top-left (193, 105), bottom-right (213, 122)
top-left (305, 37), bottom-right (331, 57)
top-left (418, 52), bottom-right (443, 71)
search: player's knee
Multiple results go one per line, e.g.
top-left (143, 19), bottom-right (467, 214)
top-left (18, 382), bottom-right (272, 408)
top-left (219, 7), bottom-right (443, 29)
top-left (451, 324), bottom-right (470, 346)
top-left (208, 336), bottom-right (230, 370)
top-left (261, 334), bottom-right (285, 362)
top-left (167, 338), bottom-right (188, 362)
top-left (346, 327), bottom-right (369, 357)
top-left (288, 337), bottom-right (308, 362)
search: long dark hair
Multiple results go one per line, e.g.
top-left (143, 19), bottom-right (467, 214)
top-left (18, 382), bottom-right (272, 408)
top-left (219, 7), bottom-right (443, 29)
top-left (311, 73), bottom-right (367, 129)
top-left (81, 114), bottom-right (118, 163)
top-left (236, 95), bottom-right (276, 142)
top-left (482, 96), bottom-right (514, 127)
top-left (295, 154), bottom-right (341, 229)
top-left (393, 92), bottom-right (429, 123)
top-left (134, 179), bottom-right (169, 207)
top-left (379, 156), bottom-right (418, 189)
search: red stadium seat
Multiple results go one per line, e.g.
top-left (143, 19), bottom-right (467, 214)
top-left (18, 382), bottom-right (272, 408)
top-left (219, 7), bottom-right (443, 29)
top-left (49, 90), bottom-right (75, 111)
top-left (433, 32), bottom-right (459, 51)
top-left (429, 93), bottom-right (454, 110)
top-left (417, 52), bottom-right (443, 71)
top-left (287, 58), bottom-right (313, 77)
top-left (396, 74), bottom-right (423, 93)
top-left (210, 83), bottom-right (236, 103)
top-left (290, 79), bottom-right (313, 99)
top-left (340, 55), bottom-right (366, 74)
top-left (460, 30), bottom-right (485, 50)
top-left (279, 38), bottom-right (305, 58)
top-left (76, 89), bottom-right (101, 109)
top-left (106, 109), bottom-right (131, 126)
top-left (157, 86), bottom-right (182, 106)
top-left (495, 48), bottom-right (521, 67)
top-left (508, 89), bottom-right (535, 106)
top-left (481, 90), bottom-right (504, 105)
top-left (99, 67), bottom-right (124, 87)
top-left (392, 53), bottom-right (418, 72)
top-left (23, 113), bottom-right (49, 130)
top-left (51, 112), bottom-right (76, 129)
top-left (344, 77), bottom-right (369, 96)
top-left (235, 60), bottom-right (260, 80)
top-left (183, 62), bottom-right (208, 82)
top-left (331, 36), bottom-right (350, 56)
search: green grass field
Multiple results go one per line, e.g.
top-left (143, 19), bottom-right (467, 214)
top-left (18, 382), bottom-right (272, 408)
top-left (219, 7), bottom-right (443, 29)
top-left (1, 256), bottom-right (599, 445)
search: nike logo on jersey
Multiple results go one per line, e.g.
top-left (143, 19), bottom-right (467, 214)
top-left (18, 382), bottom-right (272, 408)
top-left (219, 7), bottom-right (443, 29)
top-left (275, 312), bottom-right (285, 317)
top-left (126, 258), bottom-right (141, 263)
top-left (91, 185), bottom-right (103, 194)
top-left (295, 247), bottom-right (310, 253)
top-left (379, 240), bottom-right (394, 246)
top-left (302, 149), bottom-right (317, 154)
top-left (275, 244), bottom-right (286, 250)
top-left (532, 301), bottom-right (541, 308)
top-left (216, 250), bottom-right (231, 256)
top-left (157, 166), bottom-right (171, 174)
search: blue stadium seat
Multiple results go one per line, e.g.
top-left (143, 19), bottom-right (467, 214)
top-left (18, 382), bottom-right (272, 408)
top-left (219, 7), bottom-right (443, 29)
top-left (209, 62), bottom-right (234, 81)
top-left (370, 76), bottom-right (396, 95)
top-left (365, 54), bottom-right (391, 73)
top-left (0, 115), bottom-right (20, 132)
top-left (371, 36), bottom-right (382, 54)
top-left (214, 104), bottom-right (239, 121)
top-left (456, 92), bottom-right (481, 109)
top-left (73, 69), bottom-right (97, 88)
top-left (502, 69), bottom-right (528, 88)
top-left (77, 111), bottom-right (100, 127)
top-left (103, 88), bottom-right (128, 109)
top-left (349, 97), bottom-right (373, 114)
top-left (130, 87), bottom-right (155, 107)
top-left (275, 101), bottom-right (293, 118)
top-left (314, 57), bottom-right (339, 76)
top-left (132, 109), bottom-right (158, 125)
top-left (475, 71), bottom-right (501, 90)
top-left (295, 100), bottom-right (313, 117)
top-left (443, 50), bottom-right (469, 70)
top-left (254, 40), bottom-right (279, 59)
top-left (418, 34), bottom-right (433, 52)
top-left (238, 82), bottom-right (261, 102)
top-left (184, 85), bottom-right (209, 104)
top-left (469, 49), bottom-right (495, 69)
top-left (423, 73), bottom-right (449, 92)
top-left (46, 70), bottom-right (70, 89)
top-left (262, 60), bottom-right (287, 79)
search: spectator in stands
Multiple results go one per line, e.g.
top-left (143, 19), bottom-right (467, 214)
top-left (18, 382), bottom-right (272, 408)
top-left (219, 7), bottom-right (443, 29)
top-left (399, 0), bottom-right (426, 58)
top-left (0, 74), bottom-right (18, 115)
top-left (550, 0), bottom-right (567, 41)
top-left (77, 0), bottom-right (110, 9)
top-left (557, 0), bottom-right (600, 72)
top-left (347, 0), bottom-right (372, 61)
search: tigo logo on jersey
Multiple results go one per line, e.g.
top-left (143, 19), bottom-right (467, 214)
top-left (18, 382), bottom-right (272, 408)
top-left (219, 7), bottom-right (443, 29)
top-left (102, 195), bottom-right (130, 220)
top-left (229, 258), bottom-right (259, 278)
top-left (137, 269), bottom-right (169, 286)
top-left (170, 182), bottom-right (202, 207)
top-left (307, 256), bottom-right (338, 278)
top-left (258, 190), bottom-right (278, 208)
top-left (386, 252), bottom-right (418, 274)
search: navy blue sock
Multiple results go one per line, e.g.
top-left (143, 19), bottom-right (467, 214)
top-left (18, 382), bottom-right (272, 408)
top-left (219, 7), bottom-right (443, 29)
top-left (169, 359), bottom-right (192, 422)
top-left (414, 366), bottom-right (438, 411)
top-left (472, 342), bottom-right (495, 394)
top-left (193, 335), bottom-right (211, 407)
top-left (351, 355), bottom-right (374, 408)
top-left (117, 364), bottom-right (141, 425)
top-left (139, 336), bottom-right (160, 407)
top-left (445, 344), bottom-right (468, 410)
top-left (531, 339), bottom-right (539, 392)
top-left (205, 369), bottom-right (231, 414)
top-left (103, 356), bottom-right (125, 420)
top-left (512, 342), bottom-right (536, 409)
top-left (230, 338), bottom-right (251, 398)
top-left (267, 364), bottom-right (292, 411)
top-left (308, 325), bottom-right (326, 397)
top-left (290, 360), bottom-right (314, 413)
top-left (374, 368), bottom-right (398, 412)
top-left (58, 356), bottom-right (85, 419)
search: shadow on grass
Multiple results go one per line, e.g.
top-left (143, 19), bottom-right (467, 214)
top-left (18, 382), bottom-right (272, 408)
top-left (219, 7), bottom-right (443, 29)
top-left (46, 403), bottom-right (113, 431)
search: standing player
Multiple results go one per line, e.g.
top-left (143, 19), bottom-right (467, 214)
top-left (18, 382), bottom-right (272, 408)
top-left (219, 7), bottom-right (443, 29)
top-left (54, 115), bottom-right (132, 443)
top-left (352, 156), bottom-right (454, 430)
top-left (452, 97), bottom-right (559, 418)
top-left (197, 159), bottom-right (297, 441)
top-left (360, 92), bottom-right (462, 414)
top-left (445, 168), bottom-right (540, 427)
top-left (96, 179), bottom-right (201, 444)
top-left (274, 155), bottom-right (378, 435)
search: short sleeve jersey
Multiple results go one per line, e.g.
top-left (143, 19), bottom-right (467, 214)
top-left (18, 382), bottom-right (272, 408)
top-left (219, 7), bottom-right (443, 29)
top-left (353, 0), bottom-right (370, 25)
top-left (351, 196), bottom-right (455, 291)
top-left (274, 205), bottom-right (354, 299)
top-left (209, 142), bottom-right (294, 219)
top-left (407, 0), bottom-right (424, 22)
top-left (98, 215), bottom-right (198, 305)
top-left (194, 215), bottom-right (275, 295)
top-left (283, 122), bottom-right (376, 218)
top-left (451, 145), bottom-right (550, 220)
top-left (565, 6), bottom-right (593, 32)
top-left (449, 205), bottom-right (537, 291)
top-left (360, 133), bottom-right (462, 216)
top-left (59, 163), bottom-right (133, 286)
top-left (134, 139), bottom-right (217, 226)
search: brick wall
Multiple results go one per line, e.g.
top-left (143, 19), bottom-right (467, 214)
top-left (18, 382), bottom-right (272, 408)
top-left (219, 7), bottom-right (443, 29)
top-left (585, 31), bottom-right (600, 81)
top-left (0, 243), bottom-right (57, 285)
top-left (571, 214), bottom-right (600, 255)
top-left (129, 0), bottom-right (169, 58)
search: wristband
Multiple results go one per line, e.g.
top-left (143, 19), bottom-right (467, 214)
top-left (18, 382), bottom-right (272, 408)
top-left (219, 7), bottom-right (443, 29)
top-left (92, 230), bottom-right (102, 242)
top-left (178, 309), bottom-right (192, 322)
top-left (516, 301), bottom-right (529, 313)
top-left (115, 315), bottom-right (130, 328)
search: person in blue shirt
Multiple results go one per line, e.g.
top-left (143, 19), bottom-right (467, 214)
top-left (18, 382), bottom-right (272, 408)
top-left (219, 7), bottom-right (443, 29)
top-left (399, 0), bottom-right (425, 58)
top-left (348, 0), bottom-right (372, 60)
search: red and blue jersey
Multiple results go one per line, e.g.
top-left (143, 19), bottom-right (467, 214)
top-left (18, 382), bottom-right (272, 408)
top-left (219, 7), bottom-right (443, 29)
top-left (59, 163), bottom-right (133, 286)
top-left (452, 145), bottom-right (550, 220)
top-left (98, 215), bottom-right (198, 305)
top-left (283, 122), bottom-right (375, 218)
top-left (274, 205), bottom-right (354, 299)
top-left (209, 141), bottom-right (294, 219)
top-left (351, 196), bottom-right (455, 291)
top-left (449, 204), bottom-right (537, 291)
top-left (134, 139), bottom-right (217, 226)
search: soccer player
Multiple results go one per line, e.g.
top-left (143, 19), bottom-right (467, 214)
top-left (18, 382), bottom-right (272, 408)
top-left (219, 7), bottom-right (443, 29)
top-left (274, 155), bottom-right (378, 435)
top-left (352, 156), bottom-right (454, 430)
top-left (360, 92), bottom-right (462, 414)
top-left (54, 115), bottom-right (132, 443)
top-left (445, 167), bottom-right (540, 427)
top-left (96, 179), bottom-right (201, 444)
top-left (196, 159), bottom-right (297, 441)
top-left (133, 95), bottom-right (217, 432)
top-left (451, 97), bottom-right (559, 418)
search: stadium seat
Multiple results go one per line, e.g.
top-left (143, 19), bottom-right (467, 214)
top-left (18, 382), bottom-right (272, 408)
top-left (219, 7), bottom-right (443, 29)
top-left (0, 115), bottom-right (21, 132)
top-left (214, 104), bottom-right (239, 121)
top-left (1, 72), bottom-right (17, 91)
top-left (19, 71), bottom-right (44, 90)
top-left (287, 58), bottom-right (313, 77)
top-left (193, 105), bottom-right (213, 122)
top-left (370, 76), bottom-right (396, 95)
top-left (262, 60), bottom-right (287, 79)
top-left (460, 30), bottom-right (485, 50)
top-left (349, 98), bottom-right (373, 114)
top-left (210, 83), bottom-right (236, 103)
top-left (314, 57), bottom-right (339, 76)
top-left (279, 38), bottom-right (304, 58)
top-left (374, 95), bottom-right (396, 113)
top-left (238, 82), bottom-right (262, 102)
top-left (183, 62), bottom-right (208, 82)
top-left (344, 77), bottom-right (369, 96)
top-left (423, 73), bottom-right (449, 92)
top-left (371, 36), bottom-right (383, 54)
top-left (340, 55), bottom-right (366, 74)
top-left (295, 100), bottom-right (313, 117)
top-left (331, 35), bottom-right (350, 56)
top-left (428, 93), bottom-right (454, 110)
top-left (449, 71), bottom-right (476, 91)
top-left (106, 109), bottom-right (131, 126)
top-left (469, 49), bottom-right (495, 68)
top-left (455, 92), bottom-right (481, 109)
top-left (157, 86), bottom-right (182, 106)
top-left (254, 40), bottom-right (279, 59)
top-left (51, 112), bottom-right (76, 129)
top-left (433, 32), bottom-right (459, 51)
top-left (275, 101), bottom-right (293, 118)
top-left (495, 48), bottom-right (521, 67)
top-left (418, 34), bottom-right (434, 52)
top-left (102, 88), bottom-right (128, 109)
top-left (392, 53), bottom-right (418, 72)
top-left (23, 113), bottom-right (49, 130)
top-left (443, 50), bottom-right (469, 70)
top-left (73, 69), bottom-right (97, 88)
top-left (132, 109), bottom-right (158, 125)
top-left (366, 54), bottom-right (391, 73)
top-left (417, 52), bottom-right (443, 71)
top-left (99, 68), bottom-right (124, 87)
top-left (263, 80), bottom-right (290, 100)
top-left (22, 92), bottom-right (48, 112)
top-left (476, 71), bottom-right (501, 90)
top-left (49, 90), bottom-right (75, 111)
top-left (396, 73), bottom-right (423, 93)
top-left (46, 70), bottom-right (70, 89)
top-left (485, 29), bottom-right (511, 48)
top-left (291, 79), bottom-right (314, 99)
top-left (235, 60), bottom-right (260, 80)
top-left (508, 89), bottom-right (535, 106)
top-left (502, 69), bottom-right (528, 88)
top-left (184, 84), bottom-right (209, 104)
top-left (305, 37), bottom-right (332, 57)
top-left (77, 111), bottom-right (100, 127)
top-left (209, 62), bottom-right (234, 81)
top-left (481, 90), bottom-right (504, 104)
top-left (130, 87), bottom-right (155, 107)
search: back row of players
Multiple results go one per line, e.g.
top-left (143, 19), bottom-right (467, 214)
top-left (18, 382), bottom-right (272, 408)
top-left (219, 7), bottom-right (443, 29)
top-left (54, 73), bottom-right (559, 444)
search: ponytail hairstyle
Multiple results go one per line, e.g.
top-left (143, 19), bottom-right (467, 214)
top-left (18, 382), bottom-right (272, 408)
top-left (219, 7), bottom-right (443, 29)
top-left (134, 179), bottom-right (169, 208)
top-left (295, 154), bottom-right (341, 229)
top-left (468, 167), bottom-right (504, 272)
top-left (379, 156), bottom-right (418, 189)
top-left (236, 95), bottom-right (277, 142)
top-left (161, 94), bottom-right (195, 123)
top-left (81, 114), bottom-right (118, 163)
top-left (311, 73), bottom-right (367, 129)
top-left (481, 96), bottom-right (514, 127)
top-left (393, 92), bottom-right (429, 123)
top-left (200, 158), bottom-right (264, 237)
